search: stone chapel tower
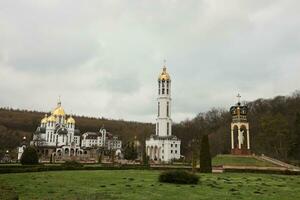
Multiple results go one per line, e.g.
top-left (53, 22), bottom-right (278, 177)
top-left (230, 94), bottom-right (251, 155)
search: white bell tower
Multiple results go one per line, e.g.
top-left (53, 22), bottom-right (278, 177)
top-left (156, 61), bottom-right (172, 137)
top-left (145, 61), bottom-right (181, 163)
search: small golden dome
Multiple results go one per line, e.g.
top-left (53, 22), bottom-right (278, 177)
top-left (47, 115), bottom-right (56, 122)
top-left (41, 114), bottom-right (48, 123)
top-left (158, 66), bottom-right (171, 81)
top-left (67, 116), bottom-right (75, 124)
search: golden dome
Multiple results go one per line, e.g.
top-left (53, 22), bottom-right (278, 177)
top-left (158, 66), bottom-right (171, 81)
top-left (52, 98), bottom-right (66, 116)
top-left (41, 114), bottom-right (48, 123)
top-left (67, 116), bottom-right (75, 124)
top-left (53, 106), bottom-right (66, 116)
top-left (47, 115), bottom-right (56, 122)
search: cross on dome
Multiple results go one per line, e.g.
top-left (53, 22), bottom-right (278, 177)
top-left (237, 93), bottom-right (241, 103)
top-left (57, 95), bottom-right (61, 107)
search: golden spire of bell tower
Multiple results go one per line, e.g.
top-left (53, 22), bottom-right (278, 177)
top-left (158, 59), bottom-right (170, 81)
top-left (163, 59), bottom-right (167, 71)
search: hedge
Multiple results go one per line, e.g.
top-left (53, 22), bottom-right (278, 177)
top-left (0, 164), bottom-right (151, 174)
top-left (224, 168), bottom-right (300, 175)
top-left (0, 164), bottom-right (299, 175)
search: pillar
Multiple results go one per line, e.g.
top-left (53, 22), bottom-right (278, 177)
top-left (150, 147), bottom-right (153, 160)
top-left (231, 125), bottom-right (234, 149)
top-left (238, 126), bottom-right (242, 149)
top-left (247, 128), bottom-right (250, 149)
top-left (158, 147), bottom-right (160, 160)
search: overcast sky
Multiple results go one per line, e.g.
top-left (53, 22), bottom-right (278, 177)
top-left (0, 0), bottom-right (300, 123)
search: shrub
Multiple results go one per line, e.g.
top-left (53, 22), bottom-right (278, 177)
top-left (62, 160), bottom-right (83, 169)
top-left (20, 146), bottom-right (39, 165)
top-left (159, 170), bottom-right (199, 184)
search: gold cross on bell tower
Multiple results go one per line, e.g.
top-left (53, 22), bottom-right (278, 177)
top-left (162, 59), bottom-right (167, 72)
top-left (237, 93), bottom-right (241, 104)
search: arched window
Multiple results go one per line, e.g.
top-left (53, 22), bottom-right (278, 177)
top-left (162, 80), bottom-right (165, 94)
top-left (167, 122), bottom-right (169, 135)
top-left (167, 81), bottom-right (169, 94)
top-left (167, 102), bottom-right (169, 117)
top-left (157, 122), bottom-right (159, 135)
top-left (158, 81), bottom-right (161, 95)
top-left (158, 102), bottom-right (160, 117)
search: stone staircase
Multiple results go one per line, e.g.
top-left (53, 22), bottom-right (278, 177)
top-left (257, 154), bottom-right (300, 171)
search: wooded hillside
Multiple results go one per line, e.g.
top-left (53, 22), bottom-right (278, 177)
top-left (173, 91), bottom-right (300, 164)
top-left (1, 91), bottom-right (300, 164)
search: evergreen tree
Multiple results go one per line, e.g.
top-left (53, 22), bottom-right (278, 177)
top-left (20, 146), bottom-right (39, 165)
top-left (142, 150), bottom-right (149, 166)
top-left (199, 134), bottom-right (212, 173)
top-left (110, 150), bottom-right (115, 164)
top-left (124, 141), bottom-right (138, 160)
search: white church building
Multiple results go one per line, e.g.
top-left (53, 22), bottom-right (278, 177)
top-left (29, 99), bottom-right (82, 158)
top-left (18, 99), bottom-right (122, 161)
top-left (145, 64), bottom-right (181, 162)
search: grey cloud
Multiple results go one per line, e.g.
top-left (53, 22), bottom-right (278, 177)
top-left (0, 0), bottom-right (300, 122)
top-left (96, 73), bottom-right (140, 94)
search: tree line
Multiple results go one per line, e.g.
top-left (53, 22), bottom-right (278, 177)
top-left (1, 91), bottom-right (300, 164)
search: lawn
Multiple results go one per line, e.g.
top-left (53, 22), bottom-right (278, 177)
top-left (212, 155), bottom-right (277, 167)
top-left (0, 170), bottom-right (300, 200)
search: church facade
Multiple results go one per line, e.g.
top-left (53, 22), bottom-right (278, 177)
top-left (30, 100), bottom-right (82, 159)
top-left (145, 64), bottom-right (181, 162)
top-left (18, 100), bottom-right (122, 161)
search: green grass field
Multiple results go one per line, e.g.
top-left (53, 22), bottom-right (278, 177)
top-left (212, 155), bottom-right (277, 167)
top-left (0, 170), bottom-right (299, 200)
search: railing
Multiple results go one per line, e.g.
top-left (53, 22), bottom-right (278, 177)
top-left (259, 154), bottom-right (300, 171)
